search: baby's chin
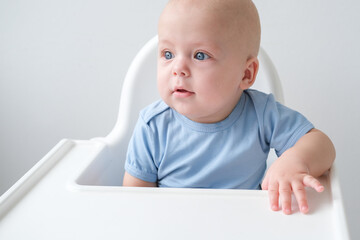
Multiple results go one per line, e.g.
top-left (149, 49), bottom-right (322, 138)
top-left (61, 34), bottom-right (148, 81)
top-left (176, 108), bottom-right (221, 124)
top-left (168, 103), bottom-right (198, 120)
top-left (162, 98), bottom-right (219, 123)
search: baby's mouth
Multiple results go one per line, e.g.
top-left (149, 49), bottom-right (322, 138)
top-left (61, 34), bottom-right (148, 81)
top-left (176, 89), bottom-right (190, 93)
top-left (172, 87), bottom-right (195, 97)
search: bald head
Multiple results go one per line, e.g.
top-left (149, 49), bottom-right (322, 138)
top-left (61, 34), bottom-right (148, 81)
top-left (159, 0), bottom-right (261, 57)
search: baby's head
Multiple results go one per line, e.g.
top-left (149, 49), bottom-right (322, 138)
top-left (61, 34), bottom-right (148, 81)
top-left (157, 0), bottom-right (261, 123)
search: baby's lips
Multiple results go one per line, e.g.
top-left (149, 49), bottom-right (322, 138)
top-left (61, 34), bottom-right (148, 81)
top-left (172, 87), bottom-right (195, 98)
top-left (173, 86), bottom-right (194, 93)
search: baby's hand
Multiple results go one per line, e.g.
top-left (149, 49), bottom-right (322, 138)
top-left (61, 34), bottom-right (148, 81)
top-left (261, 152), bottom-right (324, 215)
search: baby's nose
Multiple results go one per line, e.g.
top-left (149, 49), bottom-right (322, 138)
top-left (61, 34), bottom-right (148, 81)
top-left (173, 70), bottom-right (189, 77)
top-left (172, 58), bottom-right (190, 77)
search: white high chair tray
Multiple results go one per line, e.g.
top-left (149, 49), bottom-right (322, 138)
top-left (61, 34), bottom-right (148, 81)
top-left (0, 139), bottom-right (349, 240)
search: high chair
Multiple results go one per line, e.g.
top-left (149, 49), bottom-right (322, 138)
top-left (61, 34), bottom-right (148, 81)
top-left (0, 36), bottom-right (349, 240)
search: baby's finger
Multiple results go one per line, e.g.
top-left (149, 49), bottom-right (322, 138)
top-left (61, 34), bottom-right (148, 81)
top-left (303, 175), bottom-right (324, 192)
top-left (279, 183), bottom-right (292, 215)
top-left (267, 182), bottom-right (279, 211)
top-left (292, 181), bottom-right (309, 214)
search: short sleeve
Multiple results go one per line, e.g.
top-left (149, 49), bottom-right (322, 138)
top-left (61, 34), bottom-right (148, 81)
top-left (262, 94), bottom-right (314, 156)
top-left (124, 116), bottom-right (158, 183)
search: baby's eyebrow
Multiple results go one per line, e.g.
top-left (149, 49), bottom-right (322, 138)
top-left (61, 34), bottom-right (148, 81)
top-left (193, 41), bottom-right (222, 51)
top-left (158, 39), bottom-right (174, 48)
top-left (158, 39), bottom-right (223, 56)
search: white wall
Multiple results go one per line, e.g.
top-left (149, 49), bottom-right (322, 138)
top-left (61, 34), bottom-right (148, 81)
top-left (1, 0), bottom-right (359, 238)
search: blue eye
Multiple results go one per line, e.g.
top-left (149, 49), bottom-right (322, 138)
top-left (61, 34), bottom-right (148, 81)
top-left (195, 52), bottom-right (210, 60)
top-left (164, 51), bottom-right (174, 60)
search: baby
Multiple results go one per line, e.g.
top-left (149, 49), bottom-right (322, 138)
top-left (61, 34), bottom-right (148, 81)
top-left (123, 0), bottom-right (335, 215)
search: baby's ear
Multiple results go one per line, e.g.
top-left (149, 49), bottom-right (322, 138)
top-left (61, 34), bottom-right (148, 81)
top-left (240, 57), bottom-right (259, 90)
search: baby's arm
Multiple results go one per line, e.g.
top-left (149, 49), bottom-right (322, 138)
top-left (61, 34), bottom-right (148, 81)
top-left (123, 172), bottom-right (157, 187)
top-left (261, 128), bottom-right (335, 214)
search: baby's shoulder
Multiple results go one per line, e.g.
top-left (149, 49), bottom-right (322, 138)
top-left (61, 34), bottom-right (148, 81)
top-left (140, 100), bottom-right (171, 124)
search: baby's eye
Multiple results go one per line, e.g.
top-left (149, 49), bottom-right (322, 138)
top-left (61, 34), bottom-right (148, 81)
top-left (164, 51), bottom-right (174, 60)
top-left (194, 52), bottom-right (210, 60)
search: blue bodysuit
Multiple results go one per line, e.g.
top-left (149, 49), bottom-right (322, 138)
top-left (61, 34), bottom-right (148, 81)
top-left (125, 89), bottom-right (314, 189)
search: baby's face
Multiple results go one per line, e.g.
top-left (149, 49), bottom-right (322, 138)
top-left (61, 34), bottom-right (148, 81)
top-left (157, 2), bottom-right (251, 123)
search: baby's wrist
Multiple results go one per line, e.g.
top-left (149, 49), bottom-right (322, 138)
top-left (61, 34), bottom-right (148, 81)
top-left (279, 147), bottom-right (310, 174)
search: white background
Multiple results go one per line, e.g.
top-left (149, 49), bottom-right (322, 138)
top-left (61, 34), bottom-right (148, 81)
top-left (1, 0), bottom-right (359, 238)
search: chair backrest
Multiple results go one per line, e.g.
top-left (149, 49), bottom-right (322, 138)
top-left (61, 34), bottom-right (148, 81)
top-left (104, 36), bottom-right (283, 179)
